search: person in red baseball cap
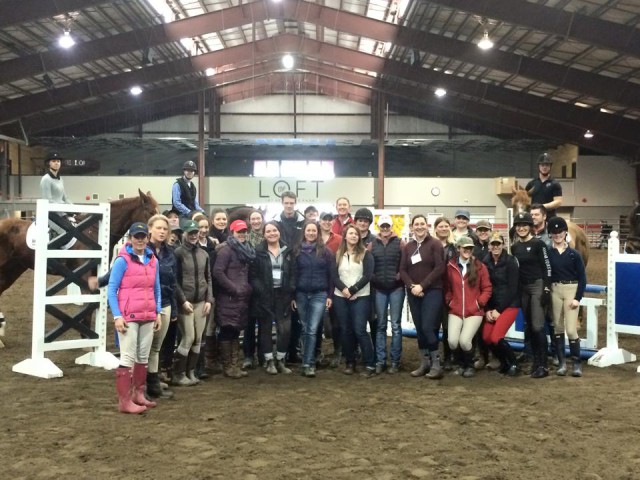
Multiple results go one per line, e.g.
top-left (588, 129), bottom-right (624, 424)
top-left (213, 218), bottom-right (256, 378)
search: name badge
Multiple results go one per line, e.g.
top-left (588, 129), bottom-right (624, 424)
top-left (411, 252), bottom-right (422, 264)
top-left (273, 270), bottom-right (282, 280)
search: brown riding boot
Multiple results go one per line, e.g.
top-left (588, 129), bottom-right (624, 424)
top-left (230, 340), bottom-right (248, 378)
top-left (220, 340), bottom-right (242, 379)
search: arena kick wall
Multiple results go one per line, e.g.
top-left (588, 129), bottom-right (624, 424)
top-left (6, 156), bottom-right (636, 221)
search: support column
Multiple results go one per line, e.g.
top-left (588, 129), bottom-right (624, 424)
top-left (372, 92), bottom-right (386, 209)
top-left (197, 90), bottom-right (205, 209)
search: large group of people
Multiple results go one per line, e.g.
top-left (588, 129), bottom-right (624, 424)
top-left (42, 151), bottom-right (588, 415)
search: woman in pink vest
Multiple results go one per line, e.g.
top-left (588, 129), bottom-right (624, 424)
top-left (108, 222), bottom-right (162, 414)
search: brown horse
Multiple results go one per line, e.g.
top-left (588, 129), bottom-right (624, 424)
top-left (511, 186), bottom-right (590, 265)
top-left (0, 190), bottom-right (159, 347)
top-left (624, 202), bottom-right (640, 253)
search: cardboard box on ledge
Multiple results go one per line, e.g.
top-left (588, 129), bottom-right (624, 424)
top-left (495, 176), bottom-right (517, 195)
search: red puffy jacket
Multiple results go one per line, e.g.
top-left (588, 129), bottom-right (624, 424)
top-left (445, 257), bottom-right (492, 318)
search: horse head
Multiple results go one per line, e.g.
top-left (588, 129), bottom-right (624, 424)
top-left (108, 190), bottom-right (159, 241)
top-left (511, 185), bottom-right (532, 214)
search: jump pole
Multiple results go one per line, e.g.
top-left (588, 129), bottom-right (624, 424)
top-left (12, 200), bottom-right (119, 379)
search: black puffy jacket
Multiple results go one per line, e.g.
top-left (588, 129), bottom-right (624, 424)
top-left (249, 241), bottom-right (294, 317)
top-left (482, 250), bottom-right (521, 312)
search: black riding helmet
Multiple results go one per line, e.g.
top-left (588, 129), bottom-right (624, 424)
top-left (183, 160), bottom-right (197, 172)
top-left (548, 216), bottom-right (568, 234)
top-left (45, 151), bottom-right (63, 166)
top-left (354, 207), bottom-right (374, 224)
top-left (513, 212), bottom-right (534, 226)
top-left (537, 153), bottom-right (553, 165)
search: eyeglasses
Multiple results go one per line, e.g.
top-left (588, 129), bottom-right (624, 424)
top-left (132, 233), bottom-right (148, 240)
top-left (476, 228), bottom-right (490, 232)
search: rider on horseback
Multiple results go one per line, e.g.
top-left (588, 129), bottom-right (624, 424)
top-left (172, 160), bottom-right (205, 218)
top-left (40, 151), bottom-right (76, 239)
top-left (525, 153), bottom-right (563, 219)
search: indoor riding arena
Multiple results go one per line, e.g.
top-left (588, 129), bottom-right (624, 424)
top-left (2, 0), bottom-right (640, 479)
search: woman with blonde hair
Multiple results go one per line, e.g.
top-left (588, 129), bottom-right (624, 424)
top-left (333, 224), bottom-right (375, 377)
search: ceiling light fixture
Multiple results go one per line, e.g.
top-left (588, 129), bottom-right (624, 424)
top-left (583, 130), bottom-right (594, 139)
top-left (282, 54), bottom-right (294, 69)
top-left (434, 88), bottom-right (447, 97)
top-left (477, 30), bottom-right (494, 50)
top-left (58, 30), bottom-right (75, 49)
top-left (205, 67), bottom-right (215, 77)
top-left (130, 85), bottom-right (143, 96)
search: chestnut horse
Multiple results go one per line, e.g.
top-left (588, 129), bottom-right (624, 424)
top-left (0, 190), bottom-right (159, 347)
top-left (511, 186), bottom-right (590, 265)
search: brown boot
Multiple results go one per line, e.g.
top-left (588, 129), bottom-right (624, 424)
top-left (220, 340), bottom-right (243, 379)
top-left (230, 340), bottom-right (248, 378)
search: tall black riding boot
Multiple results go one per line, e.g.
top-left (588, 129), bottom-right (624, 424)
top-left (489, 343), bottom-right (507, 374)
top-left (531, 331), bottom-right (549, 378)
top-left (498, 339), bottom-right (519, 376)
top-left (569, 338), bottom-right (583, 377)
top-left (555, 335), bottom-right (567, 376)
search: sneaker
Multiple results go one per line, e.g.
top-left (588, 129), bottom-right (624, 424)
top-left (375, 363), bottom-right (385, 375)
top-left (387, 363), bottom-right (399, 374)
top-left (462, 367), bottom-right (476, 378)
top-left (265, 359), bottom-right (278, 375)
top-left (343, 364), bottom-right (355, 375)
top-left (360, 367), bottom-right (376, 378)
top-left (506, 365), bottom-right (519, 377)
top-left (242, 357), bottom-right (254, 370)
top-left (530, 366), bottom-right (549, 378)
top-left (304, 366), bottom-right (316, 378)
top-left (556, 363), bottom-right (567, 376)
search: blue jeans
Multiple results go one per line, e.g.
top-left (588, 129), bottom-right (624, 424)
top-left (375, 287), bottom-right (406, 365)
top-left (296, 291), bottom-right (328, 367)
top-left (406, 288), bottom-right (443, 352)
top-left (334, 295), bottom-right (374, 369)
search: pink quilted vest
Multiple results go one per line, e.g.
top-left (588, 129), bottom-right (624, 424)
top-left (117, 249), bottom-right (158, 322)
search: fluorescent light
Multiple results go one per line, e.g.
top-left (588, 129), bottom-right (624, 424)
top-left (434, 88), bottom-right (447, 97)
top-left (130, 85), bottom-right (143, 96)
top-left (600, 107), bottom-right (613, 114)
top-left (58, 30), bottom-right (75, 49)
top-left (180, 38), bottom-right (194, 51)
top-left (477, 31), bottom-right (494, 50)
top-left (583, 130), bottom-right (594, 139)
top-left (574, 102), bottom-right (590, 108)
top-left (384, 42), bottom-right (392, 53)
top-left (205, 68), bottom-right (215, 77)
top-left (282, 54), bottom-right (294, 69)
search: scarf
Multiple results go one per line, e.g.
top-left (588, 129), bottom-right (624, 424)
top-left (301, 242), bottom-right (316, 255)
top-left (227, 236), bottom-right (256, 264)
top-left (210, 226), bottom-right (229, 244)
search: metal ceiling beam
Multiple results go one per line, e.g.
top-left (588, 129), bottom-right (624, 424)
top-left (0, 1), bottom-right (272, 84)
top-left (283, 0), bottom-right (640, 109)
top-left (3, 0), bottom-right (638, 113)
top-left (0, 0), bottom-right (111, 28)
top-left (7, 33), bottom-right (640, 149)
top-left (23, 78), bottom-right (208, 135)
top-left (39, 94), bottom-right (201, 137)
top-left (33, 56), bottom-right (638, 158)
top-left (380, 80), bottom-right (640, 159)
top-left (426, 0), bottom-right (640, 59)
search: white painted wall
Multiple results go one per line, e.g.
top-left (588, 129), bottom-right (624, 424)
top-left (7, 155), bottom-right (634, 224)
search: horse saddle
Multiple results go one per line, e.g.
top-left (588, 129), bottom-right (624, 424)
top-left (26, 218), bottom-right (78, 251)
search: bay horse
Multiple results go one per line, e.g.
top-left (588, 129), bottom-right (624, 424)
top-left (0, 190), bottom-right (159, 347)
top-left (624, 202), bottom-right (640, 253)
top-left (511, 186), bottom-right (590, 265)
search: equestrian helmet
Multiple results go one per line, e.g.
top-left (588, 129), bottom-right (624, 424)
top-left (354, 208), bottom-right (374, 223)
top-left (548, 217), bottom-right (568, 234)
top-left (45, 151), bottom-right (63, 165)
top-left (513, 212), bottom-right (534, 226)
top-left (182, 160), bottom-right (197, 172)
top-left (537, 153), bottom-right (553, 165)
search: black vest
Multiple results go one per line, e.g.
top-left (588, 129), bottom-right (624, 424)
top-left (371, 237), bottom-right (403, 291)
top-left (174, 177), bottom-right (197, 213)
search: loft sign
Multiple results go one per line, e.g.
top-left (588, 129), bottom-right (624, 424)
top-left (258, 179), bottom-right (324, 201)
